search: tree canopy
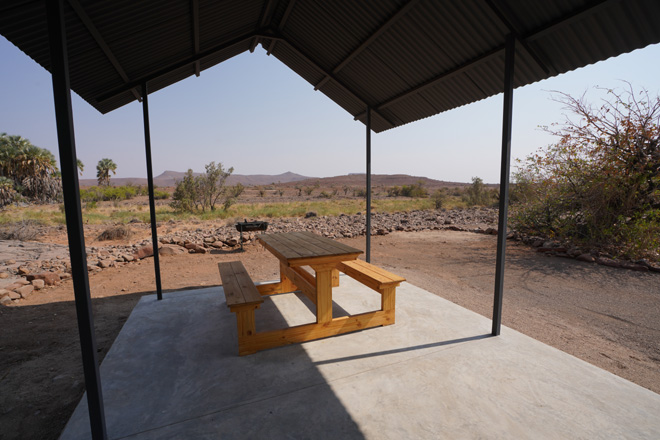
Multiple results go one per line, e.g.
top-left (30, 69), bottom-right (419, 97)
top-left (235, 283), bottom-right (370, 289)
top-left (96, 158), bottom-right (117, 186)
top-left (171, 161), bottom-right (243, 213)
top-left (0, 133), bottom-right (61, 205)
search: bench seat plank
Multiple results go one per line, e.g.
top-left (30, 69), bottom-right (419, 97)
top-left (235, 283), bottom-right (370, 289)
top-left (337, 259), bottom-right (405, 291)
top-left (218, 261), bottom-right (263, 308)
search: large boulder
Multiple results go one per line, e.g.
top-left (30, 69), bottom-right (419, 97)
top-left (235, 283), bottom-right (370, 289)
top-left (16, 284), bottom-right (34, 298)
top-left (26, 272), bottom-right (61, 286)
top-left (222, 238), bottom-right (239, 247)
top-left (159, 244), bottom-right (186, 256)
top-left (133, 243), bottom-right (162, 260)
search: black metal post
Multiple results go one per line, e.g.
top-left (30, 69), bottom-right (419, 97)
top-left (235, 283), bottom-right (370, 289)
top-left (366, 106), bottom-right (372, 263)
top-left (46, 0), bottom-right (108, 438)
top-left (141, 82), bottom-right (163, 300)
top-left (492, 34), bottom-right (515, 336)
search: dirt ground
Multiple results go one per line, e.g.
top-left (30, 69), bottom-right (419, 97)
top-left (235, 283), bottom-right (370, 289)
top-left (1, 230), bottom-right (659, 440)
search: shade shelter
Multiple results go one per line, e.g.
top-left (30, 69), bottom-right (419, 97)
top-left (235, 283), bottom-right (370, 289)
top-left (2, 0), bottom-right (660, 438)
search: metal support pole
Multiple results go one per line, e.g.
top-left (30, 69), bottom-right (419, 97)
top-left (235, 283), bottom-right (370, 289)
top-left (492, 34), bottom-right (515, 336)
top-left (141, 83), bottom-right (163, 300)
top-left (46, 0), bottom-right (108, 438)
top-left (366, 106), bottom-right (372, 263)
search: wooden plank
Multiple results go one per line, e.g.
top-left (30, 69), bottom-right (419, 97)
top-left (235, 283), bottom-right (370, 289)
top-left (279, 232), bottom-right (329, 257)
top-left (235, 307), bottom-right (257, 337)
top-left (349, 260), bottom-right (405, 283)
top-left (238, 310), bottom-right (394, 355)
top-left (281, 264), bottom-right (317, 305)
top-left (218, 262), bottom-right (263, 307)
top-left (291, 231), bottom-right (361, 255)
top-left (231, 261), bottom-right (262, 304)
top-left (291, 265), bottom-right (315, 286)
top-left (218, 262), bottom-right (244, 307)
top-left (293, 231), bottom-right (360, 252)
top-left (258, 234), bottom-right (307, 261)
top-left (260, 232), bottom-right (362, 261)
top-left (361, 262), bottom-right (406, 283)
top-left (332, 268), bottom-right (340, 287)
top-left (236, 305), bottom-right (259, 356)
top-left (280, 261), bottom-right (297, 293)
top-left (338, 260), bottom-right (405, 291)
top-left (381, 286), bottom-right (396, 319)
top-left (288, 253), bottom-right (362, 267)
top-left (316, 268), bottom-right (333, 323)
top-left (255, 282), bottom-right (284, 296)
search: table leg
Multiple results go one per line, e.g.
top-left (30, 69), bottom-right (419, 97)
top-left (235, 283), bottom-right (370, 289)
top-left (313, 266), bottom-right (334, 324)
top-left (280, 261), bottom-right (296, 292)
top-left (331, 268), bottom-right (340, 287)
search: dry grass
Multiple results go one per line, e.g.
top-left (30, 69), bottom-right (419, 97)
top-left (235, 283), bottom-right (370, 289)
top-left (96, 224), bottom-right (132, 241)
top-left (0, 219), bottom-right (44, 241)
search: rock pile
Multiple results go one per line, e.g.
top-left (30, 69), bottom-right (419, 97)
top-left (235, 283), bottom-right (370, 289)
top-left (511, 232), bottom-right (660, 273)
top-left (158, 208), bottom-right (499, 246)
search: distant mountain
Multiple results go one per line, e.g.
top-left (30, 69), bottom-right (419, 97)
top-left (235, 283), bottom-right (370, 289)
top-left (78, 171), bottom-right (311, 187)
top-left (279, 174), bottom-right (481, 188)
top-left (227, 171), bottom-right (311, 186)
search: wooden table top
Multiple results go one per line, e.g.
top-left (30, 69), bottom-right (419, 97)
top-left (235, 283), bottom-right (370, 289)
top-left (257, 231), bottom-right (362, 267)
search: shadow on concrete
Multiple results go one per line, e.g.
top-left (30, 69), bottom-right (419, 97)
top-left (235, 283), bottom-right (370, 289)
top-left (313, 333), bottom-right (492, 365)
top-left (58, 286), bottom-right (367, 439)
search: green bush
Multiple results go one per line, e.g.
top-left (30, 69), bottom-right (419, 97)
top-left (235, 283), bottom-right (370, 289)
top-left (432, 190), bottom-right (447, 209)
top-left (462, 177), bottom-right (495, 207)
top-left (153, 190), bottom-right (169, 200)
top-left (171, 163), bottom-right (242, 213)
top-left (387, 181), bottom-right (428, 198)
top-left (80, 185), bottom-right (138, 202)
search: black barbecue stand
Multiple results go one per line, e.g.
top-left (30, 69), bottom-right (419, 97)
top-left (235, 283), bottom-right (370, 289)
top-left (235, 220), bottom-right (269, 250)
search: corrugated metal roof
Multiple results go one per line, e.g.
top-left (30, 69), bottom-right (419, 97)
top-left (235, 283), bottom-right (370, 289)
top-left (1, 0), bottom-right (659, 132)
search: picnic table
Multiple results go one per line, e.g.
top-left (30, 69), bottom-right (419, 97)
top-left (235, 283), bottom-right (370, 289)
top-left (219, 231), bottom-right (405, 355)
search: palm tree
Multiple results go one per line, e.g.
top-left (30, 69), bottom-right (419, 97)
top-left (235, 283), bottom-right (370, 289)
top-left (0, 133), bottom-right (57, 182)
top-left (77, 159), bottom-right (84, 176)
top-left (96, 158), bottom-right (117, 186)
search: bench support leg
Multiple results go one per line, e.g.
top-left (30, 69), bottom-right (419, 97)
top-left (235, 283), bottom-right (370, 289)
top-left (380, 286), bottom-right (396, 325)
top-left (232, 305), bottom-right (259, 356)
top-left (314, 267), bottom-right (333, 324)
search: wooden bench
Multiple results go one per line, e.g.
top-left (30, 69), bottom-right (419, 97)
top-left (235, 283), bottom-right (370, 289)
top-left (336, 259), bottom-right (405, 321)
top-left (218, 261), bottom-right (264, 355)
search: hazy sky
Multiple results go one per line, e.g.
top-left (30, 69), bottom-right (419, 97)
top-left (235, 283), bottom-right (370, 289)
top-left (1, 36), bottom-right (659, 183)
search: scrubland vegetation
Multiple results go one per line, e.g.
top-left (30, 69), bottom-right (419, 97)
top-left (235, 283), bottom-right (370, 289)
top-left (2, 87), bottom-right (658, 261)
top-left (510, 86), bottom-right (659, 260)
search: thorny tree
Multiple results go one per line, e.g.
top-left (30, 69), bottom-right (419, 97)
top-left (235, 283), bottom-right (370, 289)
top-left (511, 85), bottom-right (660, 260)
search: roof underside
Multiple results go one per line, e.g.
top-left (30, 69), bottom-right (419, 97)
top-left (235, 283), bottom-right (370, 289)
top-left (1, 0), bottom-right (659, 133)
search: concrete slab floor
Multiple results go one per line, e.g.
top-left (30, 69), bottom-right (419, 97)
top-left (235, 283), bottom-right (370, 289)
top-left (60, 277), bottom-right (660, 440)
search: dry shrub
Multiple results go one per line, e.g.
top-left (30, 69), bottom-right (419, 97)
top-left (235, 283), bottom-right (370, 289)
top-left (97, 224), bottom-right (132, 241)
top-left (0, 219), bottom-right (43, 241)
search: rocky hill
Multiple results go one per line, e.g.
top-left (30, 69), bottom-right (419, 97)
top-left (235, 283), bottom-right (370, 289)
top-left (78, 171), bottom-right (310, 187)
top-left (279, 174), bottom-right (487, 189)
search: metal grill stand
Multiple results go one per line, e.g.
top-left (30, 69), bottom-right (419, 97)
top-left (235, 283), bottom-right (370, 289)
top-left (235, 220), bottom-right (269, 250)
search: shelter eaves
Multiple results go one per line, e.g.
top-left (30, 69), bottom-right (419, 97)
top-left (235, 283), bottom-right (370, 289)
top-left (1, 0), bottom-right (660, 133)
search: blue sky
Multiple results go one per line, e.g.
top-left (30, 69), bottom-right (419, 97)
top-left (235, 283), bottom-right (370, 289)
top-left (1, 35), bottom-right (659, 183)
